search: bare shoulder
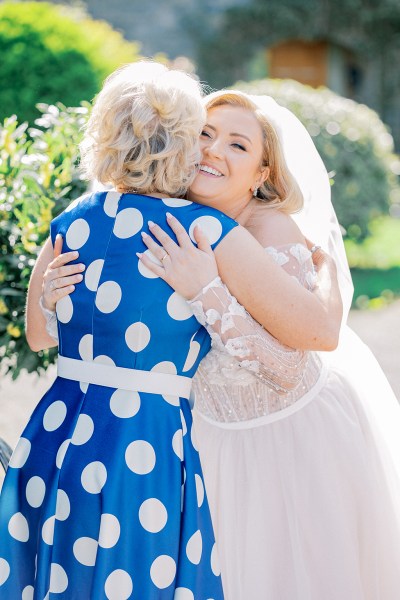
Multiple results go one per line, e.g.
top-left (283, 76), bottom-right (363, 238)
top-left (247, 206), bottom-right (306, 248)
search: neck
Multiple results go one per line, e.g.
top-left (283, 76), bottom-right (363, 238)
top-left (116, 186), bottom-right (170, 199)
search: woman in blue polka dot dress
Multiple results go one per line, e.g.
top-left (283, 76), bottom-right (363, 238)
top-left (0, 63), bottom-right (342, 599)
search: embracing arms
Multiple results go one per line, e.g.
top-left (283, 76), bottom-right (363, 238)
top-left (140, 213), bottom-right (343, 351)
top-left (26, 213), bottom-right (342, 353)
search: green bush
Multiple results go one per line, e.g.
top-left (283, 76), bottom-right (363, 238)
top-left (236, 78), bottom-right (400, 240)
top-left (0, 1), bottom-right (140, 124)
top-left (0, 103), bottom-right (88, 378)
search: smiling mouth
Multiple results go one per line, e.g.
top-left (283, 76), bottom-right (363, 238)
top-left (199, 164), bottom-right (223, 177)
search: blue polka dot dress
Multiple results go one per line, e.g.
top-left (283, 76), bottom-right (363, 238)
top-left (0, 192), bottom-right (237, 599)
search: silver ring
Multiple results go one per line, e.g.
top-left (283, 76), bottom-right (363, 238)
top-left (161, 253), bottom-right (168, 263)
top-left (310, 245), bottom-right (322, 254)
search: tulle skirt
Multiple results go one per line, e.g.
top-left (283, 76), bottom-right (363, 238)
top-left (193, 328), bottom-right (400, 600)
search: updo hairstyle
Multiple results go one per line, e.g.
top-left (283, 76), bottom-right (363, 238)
top-left (80, 61), bottom-right (206, 197)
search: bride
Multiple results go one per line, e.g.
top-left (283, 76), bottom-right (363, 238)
top-left (140, 90), bottom-right (400, 599)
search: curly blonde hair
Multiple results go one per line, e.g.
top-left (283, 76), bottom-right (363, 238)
top-left (204, 90), bottom-right (304, 214)
top-left (80, 61), bottom-right (206, 196)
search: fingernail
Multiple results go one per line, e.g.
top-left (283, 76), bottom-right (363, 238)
top-left (148, 221), bottom-right (155, 228)
top-left (56, 233), bottom-right (63, 239)
top-left (72, 251), bottom-right (79, 258)
top-left (166, 212), bottom-right (172, 219)
top-left (136, 252), bottom-right (143, 258)
top-left (79, 264), bottom-right (85, 270)
top-left (76, 274), bottom-right (83, 281)
top-left (69, 285), bottom-right (75, 291)
top-left (141, 231), bottom-right (149, 238)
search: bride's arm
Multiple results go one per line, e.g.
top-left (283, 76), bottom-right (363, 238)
top-left (140, 214), bottom-right (342, 351)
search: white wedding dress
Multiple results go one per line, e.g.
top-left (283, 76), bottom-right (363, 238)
top-left (190, 243), bottom-right (400, 600)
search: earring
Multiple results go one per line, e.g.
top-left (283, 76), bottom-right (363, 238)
top-left (253, 187), bottom-right (258, 197)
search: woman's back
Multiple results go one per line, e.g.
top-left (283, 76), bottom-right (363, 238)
top-left (0, 190), bottom-right (235, 599)
top-left (53, 191), bottom-right (236, 376)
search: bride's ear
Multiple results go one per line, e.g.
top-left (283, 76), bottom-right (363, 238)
top-left (257, 166), bottom-right (270, 188)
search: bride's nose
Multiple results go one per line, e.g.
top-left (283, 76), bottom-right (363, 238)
top-left (203, 138), bottom-right (224, 160)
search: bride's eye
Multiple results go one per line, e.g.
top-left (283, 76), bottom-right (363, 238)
top-left (200, 130), bottom-right (212, 138)
top-left (232, 142), bottom-right (246, 151)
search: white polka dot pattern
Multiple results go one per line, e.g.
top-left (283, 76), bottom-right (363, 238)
top-left (8, 512), bottom-right (29, 542)
top-left (195, 474), bottom-right (204, 508)
top-left (56, 439), bottom-right (70, 469)
top-left (183, 337), bottom-right (201, 372)
top-left (9, 437), bottom-right (31, 468)
top-left (98, 513), bottom-right (120, 549)
top-left (95, 281), bottom-right (122, 313)
top-left (65, 193), bottom-right (90, 213)
top-left (113, 207), bottom-right (143, 239)
top-left (81, 461), bottom-right (107, 494)
top-left (110, 389), bottom-right (141, 419)
top-left (78, 334), bottom-right (93, 361)
top-left (137, 249), bottom-right (161, 279)
top-left (55, 489), bottom-right (70, 521)
top-left (172, 430), bottom-right (184, 461)
top-left (211, 543), bottom-right (221, 576)
top-left (73, 537), bottom-right (98, 566)
top-left (125, 441), bottom-right (156, 475)
top-left (43, 401), bottom-right (67, 432)
top-left (125, 322), bottom-right (151, 353)
top-left (103, 192), bottom-right (121, 218)
top-left (139, 498), bottom-right (168, 533)
top-left (189, 216), bottom-right (223, 246)
top-left (167, 292), bottom-right (193, 321)
top-left (71, 414), bottom-right (94, 446)
top-left (0, 558), bottom-right (10, 585)
top-left (42, 516), bottom-right (55, 546)
top-left (85, 259), bottom-right (104, 292)
top-left (22, 584), bottom-right (34, 599)
top-left (94, 355), bottom-right (115, 367)
top-left (161, 198), bottom-right (192, 207)
top-left (150, 555), bottom-right (177, 589)
top-left (56, 295), bottom-right (73, 323)
top-left (26, 476), bottom-right (46, 508)
top-left (49, 563), bottom-right (68, 593)
top-left (104, 569), bottom-right (133, 600)
top-left (186, 530), bottom-right (202, 565)
top-left (66, 219), bottom-right (90, 250)
top-left (174, 588), bottom-right (195, 600)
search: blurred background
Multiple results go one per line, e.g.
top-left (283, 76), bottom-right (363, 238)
top-left (0, 0), bottom-right (399, 447)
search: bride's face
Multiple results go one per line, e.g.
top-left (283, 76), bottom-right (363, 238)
top-left (188, 104), bottom-right (268, 218)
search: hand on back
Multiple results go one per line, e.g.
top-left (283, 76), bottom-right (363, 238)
top-left (41, 234), bottom-right (85, 311)
top-left (138, 212), bottom-right (219, 299)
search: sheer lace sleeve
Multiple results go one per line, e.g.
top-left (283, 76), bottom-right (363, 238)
top-left (188, 276), bottom-right (308, 394)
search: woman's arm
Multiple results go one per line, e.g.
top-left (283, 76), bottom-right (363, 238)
top-left (25, 236), bottom-right (85, 351)
top-left (140, 214), bottom-right (342, 351)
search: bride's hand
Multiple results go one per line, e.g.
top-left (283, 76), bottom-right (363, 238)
top-left (42, 235), bottom-right (86, 311)
top-left (138, 212), bottom-right (219, 299)
top-left (305, 238), bottom-right (337, 273)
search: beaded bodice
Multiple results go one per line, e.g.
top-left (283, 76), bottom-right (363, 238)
top-left (190, 244), bottom-right (323, 423)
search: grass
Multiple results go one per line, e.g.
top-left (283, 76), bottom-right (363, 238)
top-left (345, 216), bottom-right (400, 308)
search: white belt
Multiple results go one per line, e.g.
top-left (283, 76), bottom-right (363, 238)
top-left (57, 356), bottom-right (192, 400)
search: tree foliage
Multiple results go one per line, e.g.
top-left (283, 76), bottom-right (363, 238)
top-left (195, 0), bottom-right (400, 92)
top-left (0, 1), bottom-right (140, 123)
top-left (0, 103), bottom-right (88, 378)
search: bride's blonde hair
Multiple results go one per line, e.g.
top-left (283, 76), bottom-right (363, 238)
top-left (204, 90), bottom-right (304, 214)
top-left (80, 61), bottom-right (206, 197)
